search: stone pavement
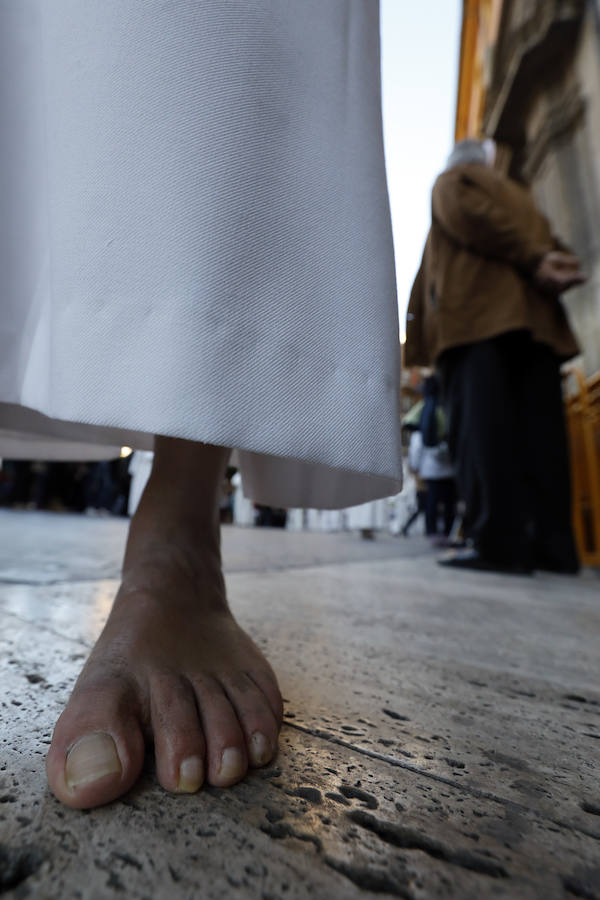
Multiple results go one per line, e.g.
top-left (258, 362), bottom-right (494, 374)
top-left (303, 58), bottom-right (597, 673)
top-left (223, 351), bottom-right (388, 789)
top-left (0, 510), bottom-right (599, 899)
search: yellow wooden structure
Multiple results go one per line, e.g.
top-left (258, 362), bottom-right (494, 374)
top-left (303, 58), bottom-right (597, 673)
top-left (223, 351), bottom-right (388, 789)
top-left (455, 0), bottom-right (504, 141)
top-left (565, 370), bottom-right (600, 567)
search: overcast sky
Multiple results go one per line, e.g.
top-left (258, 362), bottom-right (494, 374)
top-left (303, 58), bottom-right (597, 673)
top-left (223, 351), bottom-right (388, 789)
top-left (380, 1), bottom-right (462, 338)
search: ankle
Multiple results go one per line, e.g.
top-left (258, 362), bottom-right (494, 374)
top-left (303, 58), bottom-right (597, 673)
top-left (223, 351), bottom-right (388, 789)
top-left (124, 524), bottom-right (223, 577)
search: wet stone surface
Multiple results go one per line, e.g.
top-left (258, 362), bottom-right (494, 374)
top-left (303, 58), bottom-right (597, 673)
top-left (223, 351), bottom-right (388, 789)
top-left (0, 511), bottom-right (599, 898)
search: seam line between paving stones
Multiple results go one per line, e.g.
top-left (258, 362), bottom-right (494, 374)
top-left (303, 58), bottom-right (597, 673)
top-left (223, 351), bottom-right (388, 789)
top-left (0, 606), bottom-right (95, 648)
top-left (0, 553), bottom-right (436, 588)
top-left (0, 576), bottom-right (120, 586)
top-left (285, 721), bottom-right (600, 844)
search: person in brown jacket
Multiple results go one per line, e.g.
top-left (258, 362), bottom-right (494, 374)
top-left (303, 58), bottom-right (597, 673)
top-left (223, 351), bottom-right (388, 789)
top-left (405, 139), bottom-right (585, 574)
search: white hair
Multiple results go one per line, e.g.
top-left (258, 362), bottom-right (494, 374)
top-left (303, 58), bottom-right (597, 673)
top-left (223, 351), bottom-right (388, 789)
top-left (446, 139), bottom-right (488, 170)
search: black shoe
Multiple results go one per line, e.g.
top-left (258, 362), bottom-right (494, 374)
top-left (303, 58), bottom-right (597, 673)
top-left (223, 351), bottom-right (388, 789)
top-left (535, 557), bottom-right (580, 575)
top-left (534, 539), bottom-right (580, 574)
top-left (438, 548), bottom-right (533, 576)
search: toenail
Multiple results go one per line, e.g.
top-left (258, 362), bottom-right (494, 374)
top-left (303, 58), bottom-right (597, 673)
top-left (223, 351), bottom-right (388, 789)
top-left (65, 733), bottom-right (122, 790)
top-left (218, 747), bottom-right (244, 781)
top-left (250, 731), bottom-right (272, 766)
top-left (177, 756), bottom-right (204, 793)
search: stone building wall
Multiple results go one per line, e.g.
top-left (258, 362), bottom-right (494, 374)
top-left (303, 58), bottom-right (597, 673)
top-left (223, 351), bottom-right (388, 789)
top-left (525, 5), bottom-right (600, 374)
top-left (483, 0), bottom-right (600, 374)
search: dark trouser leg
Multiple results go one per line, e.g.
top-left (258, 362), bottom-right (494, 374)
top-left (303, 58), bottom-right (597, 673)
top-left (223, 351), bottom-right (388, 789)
top-left (400, 508), bottom-right (418, 536)
top-left (402, 489), bottom-right (425, 536)
top-left (425, 479), bottom-right (456, 536)
top-left (406, 489), bottom-right (427, 535)
top-left (438, 478), bottom-right (457, 536)
top-left (424, 480), bottom-right (439, 535)
top-left (439, 335), bottom-right (530, 565)
top-left (519, 343), bottom-right (579, 572)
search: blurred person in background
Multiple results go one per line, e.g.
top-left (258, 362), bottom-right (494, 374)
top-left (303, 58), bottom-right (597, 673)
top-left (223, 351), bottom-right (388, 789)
top-left (406, 138), bottom-right (585, 575)
top-left (400, 442), bottom-right (427, 538)
top-left (418, 374), bottom-right (456, 544)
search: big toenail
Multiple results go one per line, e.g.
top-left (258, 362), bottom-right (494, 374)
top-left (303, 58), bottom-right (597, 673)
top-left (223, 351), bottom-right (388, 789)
top-left (66, 733), bottom-right (122, 789)
top-left (177, 756), bottom-right (204, 793)
top-left (250, 732), bottom-right (272, 766)
top-left (218, 747), bottom-right (244, 781)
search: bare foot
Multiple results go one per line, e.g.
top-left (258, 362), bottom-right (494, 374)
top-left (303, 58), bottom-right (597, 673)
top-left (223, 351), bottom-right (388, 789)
top-left (46, 439), bottom-right (282, 809)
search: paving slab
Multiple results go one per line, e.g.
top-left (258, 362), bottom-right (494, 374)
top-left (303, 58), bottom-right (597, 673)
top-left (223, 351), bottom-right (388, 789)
top-left (2, 622), bottom-right (599, 900)
top-left (0, 511), bottom-right (599, 899)
top-left (0, 511), bottom-right (429, 584)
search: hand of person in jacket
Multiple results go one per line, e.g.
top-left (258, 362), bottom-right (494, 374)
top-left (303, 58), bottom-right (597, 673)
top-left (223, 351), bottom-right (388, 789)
top-left (533, 251), bottom-right (587, 294)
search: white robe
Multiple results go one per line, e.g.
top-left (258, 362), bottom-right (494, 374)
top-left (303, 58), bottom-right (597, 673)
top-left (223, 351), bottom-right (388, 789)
top-left (0, 0), bottom-right (402, 509)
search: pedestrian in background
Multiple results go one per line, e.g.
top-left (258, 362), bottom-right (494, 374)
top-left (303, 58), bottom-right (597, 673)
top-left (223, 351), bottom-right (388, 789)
top-left (419, 375), bottom-right (457, 543)
top-left (406, 389), bottom-right (456, 543)
top-left (406, 138), bottom-right (585, 574)
top-left (400, 438), bottom-right (427, 537)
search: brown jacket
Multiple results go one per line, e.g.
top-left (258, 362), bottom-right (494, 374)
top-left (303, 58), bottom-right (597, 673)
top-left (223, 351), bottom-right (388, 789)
top-left (405, 164), bottom-right (579, 367)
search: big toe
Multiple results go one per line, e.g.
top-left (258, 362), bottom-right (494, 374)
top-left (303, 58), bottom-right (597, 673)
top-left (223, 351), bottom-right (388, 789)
top-left (46, 686), bottom-right (145, 809)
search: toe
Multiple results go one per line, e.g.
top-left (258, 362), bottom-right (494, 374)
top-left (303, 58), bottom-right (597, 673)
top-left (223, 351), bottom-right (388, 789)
top-left (193, 678), bottom-right (248, 787)
top-left (221, 671), bottom-right (280, 768)
top-left (46, 678), bottom-right (145, 809)
top-left (245, 665), bottom-right (284, 727)
top-left (150, 674), bottom-right (206, 793)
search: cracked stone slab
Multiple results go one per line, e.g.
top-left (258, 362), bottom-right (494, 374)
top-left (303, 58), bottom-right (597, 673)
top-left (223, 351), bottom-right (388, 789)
top-left (1, 617), bottom-right (600, 897)
top-left (1, 555), bottom-right (599, 837)
top-left (1, 632), bottom-right (599, 900)
top-left (230, 561), bottom-right (600, 834)
top-left (1, 513), bottom-right (599, 899)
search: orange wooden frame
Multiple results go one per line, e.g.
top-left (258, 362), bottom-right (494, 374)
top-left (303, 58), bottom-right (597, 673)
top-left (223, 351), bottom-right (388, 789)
top-left (565, 369), bottom-right (600, 567)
